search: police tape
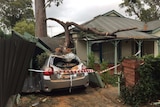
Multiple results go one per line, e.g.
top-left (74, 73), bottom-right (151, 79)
top-left (28, 68), bottom-right (95, 74)
top-left (56, 68), bottom-right (95, 74)
top-left (29, 64), bottom-right (121, 74)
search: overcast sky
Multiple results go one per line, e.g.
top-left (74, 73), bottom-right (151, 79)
top-left (35, 0), bottom-right (131, 37)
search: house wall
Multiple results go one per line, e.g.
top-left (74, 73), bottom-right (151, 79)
top-left (121, 40), bottom-right (154, 57)
top-left (143, 41), bottom-right (154, 55)
top-left (155, 31), bottom-right (160, 36)
top-left (75, 40), bottom-right (87, 63)
top-left (121, 40), bottom-right (132, 58)
top-left (101, 40), bottom-right (154, 64)
top-left (153, 31), bottom-right (160, 56)
top-left (154, 41), bottom-right (158, 57)
top-left (101, 42), bottom-right (114, 63)
top-left (92, 51), bottom-right (101, 63)
top-left (75, 38), bottom-right (155, 65)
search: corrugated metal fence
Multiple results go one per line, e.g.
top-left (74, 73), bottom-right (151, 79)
top-left (0, 32), bottom-right (36, 107)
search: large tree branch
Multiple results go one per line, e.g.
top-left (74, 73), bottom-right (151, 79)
top-left (108, 27), bottom-right (137, 35)
top-left (69, 22), bottom-right (137, 36)
top-left (46, 18), bottom-right (71, 48)
top-left (46, 18), bottom-right (66, 28)
top-left (68, 22), bottom-right (111, 36)
top-left (46, 18), bottom-right (137, 52)
top-left (46, 17), bottom-right (137, 36)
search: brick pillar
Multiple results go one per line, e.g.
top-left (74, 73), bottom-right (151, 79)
top-left (122, 59), bottom-right (142, 87)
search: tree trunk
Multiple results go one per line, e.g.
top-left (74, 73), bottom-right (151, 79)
top-left (35, 0), bottom-right (47, 37)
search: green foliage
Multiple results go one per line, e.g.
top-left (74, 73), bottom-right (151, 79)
top-left (100, 61), bottom-right (117, 86)
top-left (120, 55), bottom-right (160, 106)
top-left (0, 29), bottom-right (4, 38)
top-left (101, 72), bottom-right (118, 87)
top-left (119, 0), bottom-right (160, 22)
top-left (0, 0), bottom-right (34, 29)
top-left (36, 52), bottom-right (49, 69)
top-left (87, 53), bottom-right (117, 86)
top-left (13, 20), bottom-right (35, 36)
top-left (100, 60), bottom-right (108, 70)
top-left (87, 52), bottom-right (95, 69)
top-left (0, 29), bottom-right (11, 39)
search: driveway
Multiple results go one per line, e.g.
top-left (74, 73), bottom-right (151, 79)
top-left (18, 85), bottom-right (130, 107)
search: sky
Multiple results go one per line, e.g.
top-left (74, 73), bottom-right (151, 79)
top-left (34, 0), bottom-right (131, 37)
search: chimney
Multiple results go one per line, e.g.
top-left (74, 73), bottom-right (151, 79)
top-left (144, 23), bottom-right (148, 31)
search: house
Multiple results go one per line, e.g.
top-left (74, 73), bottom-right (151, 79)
top-left (67, 10), bottom-right (160, 69)
top-left (41, 10), bottom-right (160, 73)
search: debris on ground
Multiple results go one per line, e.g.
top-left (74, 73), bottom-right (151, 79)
top-left (18, 86), bottom-right (128, 107)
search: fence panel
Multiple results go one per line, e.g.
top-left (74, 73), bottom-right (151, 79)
top-left (0, 33), bottom-right (36, 107)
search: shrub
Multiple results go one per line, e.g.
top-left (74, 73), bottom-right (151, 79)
top-left (88, 52), bottom-right (95, 69)
top-left (101, 72), bottom-right (118, 86)
top-left (100, 61), bottom-right (118, 86)
top-left (87, 53), bottom-right (117, 86)
top-left (35, 52), bottom-right (49, 69)
top-left (120, 55), bottom-right (160, 106)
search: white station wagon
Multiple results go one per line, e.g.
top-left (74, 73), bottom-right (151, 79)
top-left (24, 52), bottom-right (94, 92)
top-left (42, 53), bottom-right (92, 92)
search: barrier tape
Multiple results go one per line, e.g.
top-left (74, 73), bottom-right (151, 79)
top-left (56, 68), bottom-right (95, 74)
top-left (28, 68), bottom-right (95, 74)
top-left (99, 64), bottom-right (121, 74)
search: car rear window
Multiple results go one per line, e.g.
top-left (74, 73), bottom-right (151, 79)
top-left (52, 57), bottom-right (80, 69)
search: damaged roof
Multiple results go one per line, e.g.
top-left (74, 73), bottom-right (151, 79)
top-left (47, 10), bottom-right (160, 49)
top-left (39, 37), bottom-right (65, 52)
top-left (77, 10), bottom-right (160, 40)
top-left (83, 16), bottom-right (144, 32)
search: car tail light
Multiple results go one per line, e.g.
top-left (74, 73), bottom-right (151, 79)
top-left (43, 67), bottom-right (54, 76)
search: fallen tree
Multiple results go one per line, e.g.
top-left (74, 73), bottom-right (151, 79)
top-left (46, 18), bottom-right (137, 53)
